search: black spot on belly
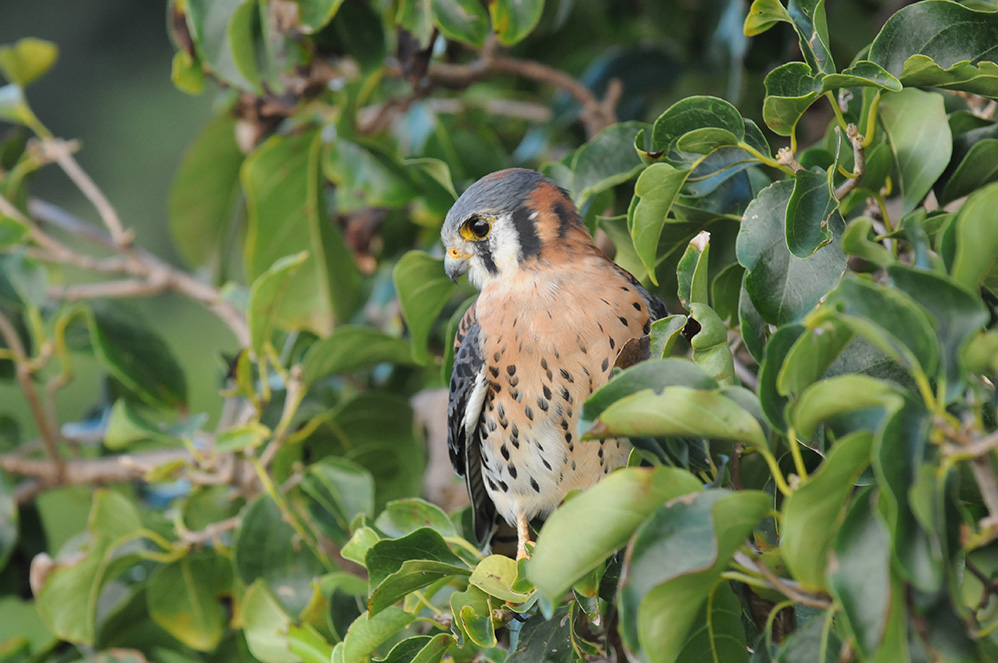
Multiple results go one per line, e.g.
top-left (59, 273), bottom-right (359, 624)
top-left (498, 479), bottom-right (509, 492)
top-left (493, 351), bottom-right (501, 362)
top-left (618, 316), bottom-right (629, 327)
top-left (530, 478), bottom-right (540, 492)
top-left (601, 357), bottom-right (609, 372)
top-left (542, 385), bottom-right (552, 400)
top-left (560, 368), bottom-right (573, 382)
top-left (489, 366), bottom-right (499, 378)
top-left (632, 301), bottom-right (642, 311)
top-left (487, 476), bottom-right (497, 491)
top-left (488, 419), bottom-right (497, 432)
top-left (500, 444), bottom-right (509, 460)
top-left (609, 337), bottom-right (616, 349)
top-left (509, 464), bottom-right (518, 479)
top-left (524, 406), bottom-right (533, 421)
top-left (508, 375), bottom-right (519, 387)
top-left (506, 365), bottom-right (516, 376)
top-left (537, 397), bottom-right (549, 412)
top-left (542, 458), bottom-right (552, 471)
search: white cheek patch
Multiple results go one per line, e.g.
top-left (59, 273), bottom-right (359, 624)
top-left (489, 218), bottom-right (523, 275)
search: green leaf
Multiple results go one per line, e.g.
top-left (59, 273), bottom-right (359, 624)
top-left (378, 633), bottom-right (454, 663)
top-left (301, 457), bottom-right (375, 543)
top-left (757, 324), bottom-right (804, 433)
top-left (234, 494), bottom-right (327, 617)
top-left (828, 492), bottom-right (902, 660)
top-left (147, 551), bottom-right (232, 651)
top-left (649, 315), bottom-right (689, 358)
top-left (374, 498), bottom-right (457, 539)
top-left (869, 0), bottom-right (998, 97)
top-left (469, 555), bottom-right (534, 603)
top-left (761, 62), bottom-right (822, 137)
top-left (393, 251), bottom-right (458, 365)
top-left (789, 373), bottom-right (904, 442)
top-left (572, 121), bottom-right (648, 207)
top-left (506, 606), bottom-right (576, 663)
top-left (651, 96), bottom-right (745, 155)
top-left (248, 251), bottom-right (308, 356)
top-left (342, 527), bottom-right (381, 567)
top-left (786, 168), bottom-right (837, 258)
top-left (488, 0), bottom-right (544, 45)
top-left (431, 0), bottom-right (490, 47)
top-left (940, 139), bottom-right (998, 204)
top-left (736, 180), bottom-right (846, 325)
top-left (530, 467), bottom-right (702, 601)
top-left (818, 276), bottom-right (940, 379)
top-left (629, 162), bottom-right (691, 283)
top-left (365, 529), bottom-right (469, 614)
top-left (688, 303), bottom-right (737, 387)
top-left (781, 431), bottom-right (873, 591)
top-left (323, 138), bottom-right (419, 212)
top-left (450, 585), bottom-right (496, 648)
top-left (215, 422), bottom-right (270, 453)
top-left (104, 399), bottom-right (182, 450)
top-left (342, 607), bottom-right (416, 663)
top-left (745, 0), bottom-right (834, 74)
top-left (0, 38), bottom-right (58, 87)
top-left (676, 234), bottom-right (710, 308)
top-left (618, 489), bottom-right (770, 663)
top-left (821, 61), bottom-right (902, 93)
top-left (302, 326), bottom-right (415, 386)
top-left (168, 116), bottom-right (244, 267)
top-left (296, 0), bottom-right (346, 31)
top-left (0, 252), bottom-right (45, 309)
top-left (581, 359), bottom-right (719, 434)
top-left (674, 581), bottom-right (748, 663)
top-left (879, 89), bottom-right (952, 216)
top-left (0, 469), bottom-right (16, 571)
top-left (171, 49), bottom-right (205, 94)
top-left (185, 0), bottom-right (260, 91)
top-left (242, 579), bottom-right (296, 663)
top-left (947, 181), bottom-right (998, 293)
top-left (586, 386), bottom-right (768, 453)
top-left (287, 624), bottom-right (335, 663)
top-left (841, 217), bottom-right (896, 268)
top-left (87, 301), bottom-right (188, 409)
top-left (243, 130), bottom-right (361, 334)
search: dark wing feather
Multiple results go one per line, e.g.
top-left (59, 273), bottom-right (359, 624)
top-left (447, 313), bottom-right (496, 544)
top-left (612, 263), bottom-right (669, 321)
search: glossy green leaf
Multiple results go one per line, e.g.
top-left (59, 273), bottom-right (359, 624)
top-left (450, 584), bottom-right (496, 647)
top-left (674, 581), bottom-right (748, 663)
top-left (393, 251), bottom-right (458, 365)
top-left (215, 422), bottom-right (270, 453)
top-left (104, 399), bottom-right (182, 450)
top-left (431, 0), bottom-right (490, 47)
top-left (619, 489), bottom-right (769, 663)
top-left (185, 0), bottom-right (259, 91)
top-left (168, 116), bottom-right (243, 267)
top-left (234, 494), bottom-right (327, 617)
top-left (0, 38), bottom-right (58, 87)
top-left (585, 386), bottom-right (768, 452)
top-left (530, 466), bottom-right (702, 601)
top-left (869, 0), bottom-right (998, 97)
top-left (0, 252), bottom-right (45, 309)
top-left (171, 49), bottom-right (205, 94)
top-left (940, 139), bottom-right (998, 204)
top-left (301, 456), bottom-right (375, 543)
top-left (87, 301), bottom-right (188, 409)
top-left (821, 61), bottom-right (902, 93)
top-left (506, 606), bottom-right (576, 663)
top-left (147, 551), bottom-right (232, 651)
top-left (736, 180), bottom-right (846, 325)
top-left (745, 0), bottom-right (833, 74)
top-left (244, 130), bottom-right (360, 335)
top-left (572, 121), bottom-right (648, 207)
top-left (756, 324), bottom-right (804, 433)
top-left (761, 62), bottom-right (821, 137)
top-left (948, 181), bottom-right (998, 294)
top-left (469, 555), bottom-right (534, 603)
top-left (629, 162), bottom-right (691, 283)
top-left (323, 138), bottom-right (419, 212)
top-left (286, 624), bottom-right (335, 663)
top-left (342, 527), bottom-right (381, 567)
top-left (688, 303), bottom-right (736, 387)
top-left (373, 498), bottom-right (457, 539)
top-left (241, 579), bottom-right (296, 663)
top-left (379, 633), bottom-right (454, 663)
top-left (302, 326), bottom-right (415, 386)
top-left (651, 96), bottom-right (745, 155)
top-left (365, 528), bottom-right (469, 614)
top-left (247, 251), bottom-right (308, 356)
top-left (781, 431), bottom-right (873, 591)
top-left (879, 88), bottom-right (952, 215)
top-left (786, 168), bottom-right (836, 258)
top-left (296, 0), bottom-right (346, 31)
top-left (489, 0), bottom-right (544, 45)
top-left (649, 315), bottom-right (688, 358)
top-left (841, 217), bottom-right (895, 268)
top-left (676, 234), bottom-right (709, 308)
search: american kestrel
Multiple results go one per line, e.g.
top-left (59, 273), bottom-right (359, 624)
top-left (442, 169), bottom-right (668, 559)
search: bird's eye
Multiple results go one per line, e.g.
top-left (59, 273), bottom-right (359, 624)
top-left (462, 216), bottom-right (492, 240)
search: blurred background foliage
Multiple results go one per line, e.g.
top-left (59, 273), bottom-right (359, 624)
top-left (2, 0), bottom-right (998, 662)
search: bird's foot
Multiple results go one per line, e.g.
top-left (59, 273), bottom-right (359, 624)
top-left (515, 539), bottom-right (536, 561)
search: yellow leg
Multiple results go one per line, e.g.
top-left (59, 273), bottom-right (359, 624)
top-left (516, 514), bottom-right (535, 560)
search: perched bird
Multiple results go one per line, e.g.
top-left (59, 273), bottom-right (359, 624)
top-left (442, 169), bottom-right (667, 559)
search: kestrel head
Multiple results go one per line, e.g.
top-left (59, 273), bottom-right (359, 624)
top-left (441, 168), bottom-right (590, 288)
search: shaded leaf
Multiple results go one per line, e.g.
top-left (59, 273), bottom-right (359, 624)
top-left (506, 606), bottom-right (576, 663)
top-left (0, 37), bottom-right (58, 87)
top-left (572, 121), bottom-right (648, 207)
top-left (786, 168), bottom-right (836, 258)
top-left (431, 0), bottom-right (490, 47)
top-left (629, 162), bottom-right (691, 283)
top-left (147, 551), bottom-right (232, 651)
top-left (651, 96), bottom-right (745, 155)
top-left (489, 0), bottom-right (545, 45)
top-left (302, 326), bottom-right (415, 386)
top-left (947, 181), bottom-right (998, 294)
top-left (393, 251), bottom-right (458, 365)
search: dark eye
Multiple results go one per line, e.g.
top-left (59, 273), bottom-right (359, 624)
top-left (467, 217), bottom-right (491, 239)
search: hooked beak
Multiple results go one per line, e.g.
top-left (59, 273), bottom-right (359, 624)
top-left (445, 247), bottom-right (471, 284)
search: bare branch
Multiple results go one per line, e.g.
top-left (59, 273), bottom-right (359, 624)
top-left (0, 311), bottom-right (63, 476)
top-left (47, 279), bottom-right (170, 302)
top-left (834, 124), bottom-right (866, 200)
top-left (733, 550), bottom-right (832, 610)
top-left (34, 138), bottom-right (134, 246)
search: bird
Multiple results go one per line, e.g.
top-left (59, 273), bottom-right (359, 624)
top-left (442, 168), bottom-right (668, 560)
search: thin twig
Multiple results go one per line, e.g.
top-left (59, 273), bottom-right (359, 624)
top-left (47, 279), bottom-right (170, 301)
top-left (177, 515), bottom-right (241, 547)
top-left (0, 311), bottom-right (63, 476)
top-left (733, 550), bottom-right (832, 610)
top-left (34, 138), bottom-right (134, 246)
top-left (259, 365), bottom-right (305, 467)
top-left (834, 124), bottom-right (866, 199)
top-left (0, 447), bottom-right (192, 494)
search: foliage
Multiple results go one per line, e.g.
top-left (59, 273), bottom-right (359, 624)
top-left (1, 0), bottom-right (998, 662)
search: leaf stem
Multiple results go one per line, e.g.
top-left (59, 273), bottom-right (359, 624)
top-left (786, 427), bottom-right (809, 481)
top-left (737, 142), bottom-right (796, 175)
top-left (825, 92), bottom-right (849, 133)
top-left (862, 93), bottom-right (882, 148)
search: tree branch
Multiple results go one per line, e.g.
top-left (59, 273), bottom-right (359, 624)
top-left (834, 124), bottom-right (866, 200)
top-left (733, 550), bottom-right (832, 610)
